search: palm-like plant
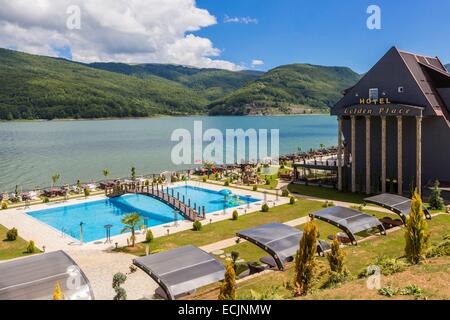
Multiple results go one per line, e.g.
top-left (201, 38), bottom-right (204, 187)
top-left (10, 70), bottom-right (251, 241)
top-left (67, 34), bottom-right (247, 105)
top-left (121, 213), bottom-right (143, 247)
top-left (103, 169), bottom-right (110, 179)
top-left (51, 174), bottom-right (61, 188)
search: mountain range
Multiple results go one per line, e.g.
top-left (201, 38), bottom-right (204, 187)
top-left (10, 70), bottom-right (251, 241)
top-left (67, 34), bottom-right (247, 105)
top-left (0, 48), bottom-right (364, 120)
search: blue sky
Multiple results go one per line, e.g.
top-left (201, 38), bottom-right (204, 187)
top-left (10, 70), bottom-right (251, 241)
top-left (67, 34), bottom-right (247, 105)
top-left (196, 0), bottom-right (450, 73)
top-left (1, 1), bottom-right (449, 73)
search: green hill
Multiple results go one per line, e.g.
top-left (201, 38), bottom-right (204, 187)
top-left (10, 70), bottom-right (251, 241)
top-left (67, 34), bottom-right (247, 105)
top-left (0, 48), bottom-right (361, 120)
top-left (208, 64), bottom-right (361, 115)
top-left (89, 63), bottom-right (262, 100)
top-left (0, 48), bottom-right (208, 120)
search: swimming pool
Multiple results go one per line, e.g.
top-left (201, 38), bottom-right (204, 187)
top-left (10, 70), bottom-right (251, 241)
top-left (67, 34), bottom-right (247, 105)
top-left (170, 185), bottom-right (260, 213)
top-left (27, 186), bottom-right (260, 242)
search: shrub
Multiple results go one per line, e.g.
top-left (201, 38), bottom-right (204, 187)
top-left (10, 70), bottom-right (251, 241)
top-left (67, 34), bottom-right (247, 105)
top-left (428, 180), bottom-right (445, 210)
top-left (379, 284), bottom-right (423, 298)
top-left (253, 185), bottom-right (258, 191)
top-left (358, 256), bottom-right (406, 278)
top-left (202, 177), bottom-right (207, 182)
top-left (322, 201), bottom-right (335, 208)
top-left (218, 262), bottom-right (236, 300)
top-left (84, 187), bottom-right (91, 197)
top-left (261, 203), bottom-right (269, 212)
top-left (1, 201), bottom-right (8, 210)
top-left (193, 220), bottom-right (202, 231)
top-left (26, 240), bottom-right (37, 253)
top-left (426, 236), bottom-right (450, 258)
top-left (6, 228), bottom-right (18, 241)
top-left (281, 189), bottom-right (289, 197)
top-left (240, 287), bottom-right (283, 300)
top-left (112, 272), bottom-right (127, 300)
top-left (145, 229), bottom-right (154, 243)
top-left (42, 196), bottom-right (50, 204)
top-left (322, 271), bottom-right (352, 289)
top-left (405, 191), bottom-right (430, 264)
top-left (232, 210), bottom-right (239, 221)
top-left (265, 179), bottom-right (270, 185)
top-left (289, 196), bottom-right (295, 205)
top-left (224, 180), bottom-right (230, 186)
top-left (294, 221), bottom-right (318, 296)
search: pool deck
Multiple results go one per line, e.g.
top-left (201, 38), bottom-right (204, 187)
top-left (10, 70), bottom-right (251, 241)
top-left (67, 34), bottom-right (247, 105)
top-left (0, 181), bottom-right (288, 300)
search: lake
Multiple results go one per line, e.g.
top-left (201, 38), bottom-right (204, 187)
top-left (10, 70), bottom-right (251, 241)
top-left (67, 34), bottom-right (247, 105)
top-left (0, 115), bottom-right (337, 191)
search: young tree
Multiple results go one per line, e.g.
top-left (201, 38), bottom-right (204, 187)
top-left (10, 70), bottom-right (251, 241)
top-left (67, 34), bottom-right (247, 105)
top-left (131, 167), bottom-right (136, 181)
top-left (218, 262), bottom-right (236, 300)
top-left (405, 191), bottom-right (431, 264)
top-left (294, 221), bottom-right (318, 296)
top-left (327, 236), bottom-right (346, 274)
top-left (428, 180), bottom-right (445, 211)
top-left (53, 282), bottom-right (65, 300)
top-left (103, 169), bottom-right (110, 179)
top-left (121, 213), bottom-right (143, 247)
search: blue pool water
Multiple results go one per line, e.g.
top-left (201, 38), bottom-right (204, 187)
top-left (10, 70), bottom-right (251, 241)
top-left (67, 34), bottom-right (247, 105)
top-left (27, 186), bottom-right (260, 242)
top-left (170, 186), bottom-right (260, 213)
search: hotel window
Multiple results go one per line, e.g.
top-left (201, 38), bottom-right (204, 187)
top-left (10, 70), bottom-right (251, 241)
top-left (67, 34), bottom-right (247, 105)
top-left (369, 88), bottom-right (379, 100)
top-left (398, 86), bottom-right (404, 93)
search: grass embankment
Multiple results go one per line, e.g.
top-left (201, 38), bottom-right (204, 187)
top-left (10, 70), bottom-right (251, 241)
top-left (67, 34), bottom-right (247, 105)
top-left (115, 198), bottom-right (324, 256)
top-left (0, 225), bottom-right (40, 260)
top-left (193, 214), bottom-right (449, 300)
top-left (288, 183), bottom-right (366, 203)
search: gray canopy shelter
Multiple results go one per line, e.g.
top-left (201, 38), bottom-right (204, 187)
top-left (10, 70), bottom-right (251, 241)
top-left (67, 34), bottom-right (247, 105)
top-left (133, 245), bottom-right (225, 300)
top-left (0, 251), bottom-right (94, 300)
top-left (236, 223), bottom-right (330, 270)
top-left (310, 206), bottom-right (386, 245)
top-left (365, 193), bottom-right (432, 222)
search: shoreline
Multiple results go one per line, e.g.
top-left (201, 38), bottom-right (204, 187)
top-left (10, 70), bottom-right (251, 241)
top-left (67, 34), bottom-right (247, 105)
top-left (0, 113), bottom-right (331, 123)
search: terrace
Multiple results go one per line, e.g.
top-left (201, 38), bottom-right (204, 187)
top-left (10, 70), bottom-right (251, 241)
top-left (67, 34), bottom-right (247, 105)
top-left (0, 172), bottom-right (448, 300)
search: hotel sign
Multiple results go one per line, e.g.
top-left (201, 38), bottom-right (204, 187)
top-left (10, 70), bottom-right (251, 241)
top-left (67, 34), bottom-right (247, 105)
top-left (341, 104), bottom-right (423, 117)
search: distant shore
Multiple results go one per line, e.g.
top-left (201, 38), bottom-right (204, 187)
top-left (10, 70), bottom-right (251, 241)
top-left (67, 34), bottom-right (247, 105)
top-left (1, 112), bottom-right (331, 123)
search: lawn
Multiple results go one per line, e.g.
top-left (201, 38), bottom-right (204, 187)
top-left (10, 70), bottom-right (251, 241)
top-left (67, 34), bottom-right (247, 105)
top-left (0, 225), bottom-right (39, 260)
top-left (288, 183), bottom-right (367, 204)
top-left (220, 208), bottom-right (398, 265)
top-left (191, 214), bottom-right (450, 300)
top-left (115, 198), bottom-right (324, 256)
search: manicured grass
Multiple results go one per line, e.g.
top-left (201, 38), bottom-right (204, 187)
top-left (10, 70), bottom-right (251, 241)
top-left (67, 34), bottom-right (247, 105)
top-left (220, 208), bottom-right (398, 265)
top-left (288, 183), bottom-right (367, 203)
top-left (0, 225), bottom-right (39, 260)
top-left (193, 214), bottom-right (450, 300)
top-left (115, 198), bottom-right (324, 256)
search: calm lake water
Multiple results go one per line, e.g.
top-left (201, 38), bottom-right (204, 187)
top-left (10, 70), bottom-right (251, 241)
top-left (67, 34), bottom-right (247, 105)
top-left (0, 115), bottom-right (337, 191)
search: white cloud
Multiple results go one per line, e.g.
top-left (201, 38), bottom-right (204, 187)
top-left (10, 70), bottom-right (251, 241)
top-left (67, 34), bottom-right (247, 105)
top-left (0, 0), bottom-right (242, 70)
top-left (224, 15), bottom-right (258, 25)
top-left (251, 59), bottom-right (264, 67)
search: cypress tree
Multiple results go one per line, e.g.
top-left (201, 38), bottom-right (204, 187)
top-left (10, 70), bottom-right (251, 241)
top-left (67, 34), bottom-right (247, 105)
top-left (294, 221), bottom-right (318, 296)
top-left (405, 191), bottom-right (431, 264)
top-left (218, 262), bottom-right (236, 300)
top-left (327, 236), bottom-right (346, 274)
top-left (53, 282), bottom-right (65, 300)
